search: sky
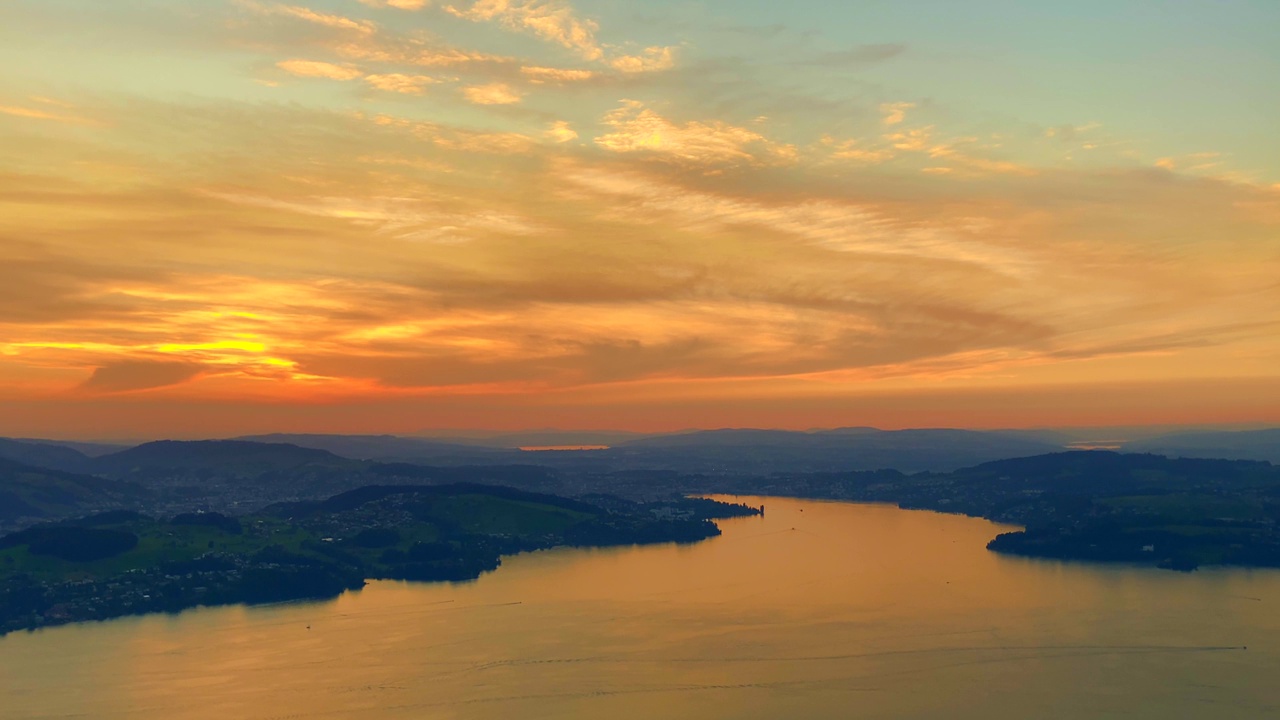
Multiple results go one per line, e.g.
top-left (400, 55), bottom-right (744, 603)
top-left (1, 0), bottom-right (1278, 438)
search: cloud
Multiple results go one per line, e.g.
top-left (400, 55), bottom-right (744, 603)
top-left (441, 1), bottom-right (671, 73)
top-left (445, 0), bottom-right (604, 61)
top-left (276, 59), bottom-right (364, 80)
top-left (609, 46), bottom-right (676, 74)
top-left (358, 0), bottom-right (430, 9)
top-left (4, 39), bottom-right (1279, 430)
top-left (1044, 121), bottom-right (1101, 141)
top-left (462, 82), bottom-right (523, 105)
top-left (204, 190), bottom-right (541, 243)
top-left (879, 102), bottom-right (915, 126)
top-left (334, 41), bottom-right (510, 67)
top-left (239, 1), bottom-right (377, 34)
top-left (546, 120), bottom-right (578, 143)
top-left (839, 124), bottom-right (1036, 176)
top-left (79, 361), bottom-right (205, 393)
top-left (821, 136), bottom-right (894, 164)
top-left (364, 73), bottom-right (440, 94)
top-left (520, 65), bottom-right (597, 83)
top-left (27, 96), bottom-right (76, 109)
top-left (362, 111), bottom-right (536, 152)
top-left (335, 40), bottom-right (509, 66)
top-left (563, 165), bottom-right (1030, 276)
top-left (884, 125), bottom-right (932, 151)
top-left (0, 104), bottom-right (93, 125)
top-left (595, 101), bottom-right (796, 167)
top-left (433, 129), bottom-right (536, 153)
top-left (922, 138), bottom-right (1036, 176)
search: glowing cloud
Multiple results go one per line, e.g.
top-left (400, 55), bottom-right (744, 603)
top-left (242, 2), bottom-right (378, 34)
top-left (364, 73), bottom-right (441, 94)
top-left (609, 46), bottom-right (676, 73)
top-left (546, 120), bottom-right (578, 142)
top-left (335, 42), bottom-right (508, 67)
top-left (358, 0), bottom-right (430, 8)
top-left (822, 136), bottom-right (895, 164)
top-left (462, 82), bottom-right (523, 105)
top-left (276, 59), bottom-right (364, 80)
top-left (0, 105), bottom-right (92, 125)
top-left (446, 0), bottom-right (604, 61)
top-left (520, 66), bottom-right (596, 83)
top-left (1, 0), bottom-right (1278, 434)
top-left (595, 101), bottom-right (796, 167)
top-left (879, 101), bottom-right (915, 126)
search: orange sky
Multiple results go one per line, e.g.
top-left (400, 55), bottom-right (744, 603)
top-left (1, 1), bottom-right (1278, 437)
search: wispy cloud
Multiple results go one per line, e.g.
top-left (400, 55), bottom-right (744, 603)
top-left (462, 82), bottom-right (523, 104)
top-left (240, 1), bottom-right (378, 34)
top-left (276, 59), bottom-right (364, 80)
top-left (446, 0), bottom-right (604, 61)
top-left (334, 41), bottom-right (510, 67)
top-left (608, 46), bottom-right (677, 74)
top-left (820, 136), bottom-right (894, 164)
top-left (879, 101), bottom-right (915, 126)
top-left (364, 73), bottom-right (441, 94)
top-left (0, 103), bottom-right (94, 125)
top-left (595, 101), bottom-right (796, 167)
top-left (520, 65), bottom-right (597, 83)
top-left (358, 0), bottom-right (431, 9)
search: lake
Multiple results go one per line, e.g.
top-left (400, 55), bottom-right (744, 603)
top-left (3, 496), bottom-right (1279, 719)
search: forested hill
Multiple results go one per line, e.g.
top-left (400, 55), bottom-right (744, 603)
top-left (0, 458), bottom-right (148, 528)
top-left (719, 451), bottom-right (1280, 571)
top-left (0, 438), bottom-right (95, 474)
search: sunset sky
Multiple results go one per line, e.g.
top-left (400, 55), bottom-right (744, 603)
top-left (2, 0), bottom-right (1279, 438)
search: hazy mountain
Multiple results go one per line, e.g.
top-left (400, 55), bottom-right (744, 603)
top-left (948, 450), bottom-right (1272, 491)
top-left (601, 428), bottom-right (1064, 474)
top-left (237, 433), bottom-right (513, 463)
top-left (93, 440), bottom-right (350, 480)
top-left (0, 458), bottom-right (148, 527)
top-left (419, 430), bottom-right (655, 448)
top-left (0, 438), bottom-right (95, 474)
top-left (10, 438), bottom-right (133, 458)
top-left (1125, 428), bottom-right (1280, 464)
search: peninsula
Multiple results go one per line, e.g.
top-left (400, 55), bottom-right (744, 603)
top-left (0, 485), bottom-right (759, 635)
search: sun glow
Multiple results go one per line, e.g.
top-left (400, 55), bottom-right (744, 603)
top-left (0, 0), bottom-right (1276, 434)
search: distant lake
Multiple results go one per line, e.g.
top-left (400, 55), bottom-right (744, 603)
top-left (3, 497), bottom-right (1279, 719)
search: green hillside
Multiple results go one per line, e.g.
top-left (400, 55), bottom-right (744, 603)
top-left (0, 484), bottom-right (739, 634)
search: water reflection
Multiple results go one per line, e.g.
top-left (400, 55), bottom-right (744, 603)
top-left (2, 497), bottom-right (1278, 719)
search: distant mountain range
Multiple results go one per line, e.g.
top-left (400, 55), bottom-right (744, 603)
top-left (231, 429), bottom-right (1059, 474)
top-left (597, 427), bottom-right (1066, 474)
top-left (235, 433), bottom-right (511, 463)
top-left (92, 440), bottom-right (349, 479)
top-left (3, 427), bottom-right (1275, 481)
top-left (233, 428), bottom-right (1066, 474)
top-left (1124, 429), bottom-right (1280, 464)
top-left (412, 430), bottom-right (653, 448)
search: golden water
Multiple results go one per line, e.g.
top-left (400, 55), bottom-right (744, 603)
top-left (3, 497), bottom-right (1278, 719)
